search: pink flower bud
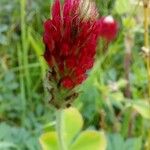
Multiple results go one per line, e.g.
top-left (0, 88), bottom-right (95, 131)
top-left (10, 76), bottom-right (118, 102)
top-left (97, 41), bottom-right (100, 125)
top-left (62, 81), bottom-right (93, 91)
top-left (99, 15), bottom-right (118, 41)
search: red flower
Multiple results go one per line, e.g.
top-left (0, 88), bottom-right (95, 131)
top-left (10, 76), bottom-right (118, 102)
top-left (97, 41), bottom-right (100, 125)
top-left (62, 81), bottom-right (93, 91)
top-left (99, 16), bottom-right (118, 41)
top-left (43, 0), bottom-right (117, 89)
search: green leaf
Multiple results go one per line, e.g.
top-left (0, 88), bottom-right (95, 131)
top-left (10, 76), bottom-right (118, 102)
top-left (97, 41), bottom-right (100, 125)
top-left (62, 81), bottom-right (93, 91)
top-left (63, 107), bottom-right (83, 146)
top-left (0, 34), bottom-right (8, 45)
top-left (110, 92), bottom-right (124, 102)
top-left (131, 101), bottom-right (150, 119)
top-left (117, 79), bottom-right (128, 89)
top-left (0, 24), bottom-right (8, 33)
top-left (39, 132), bottom-right (59, 150)
top-left (125, 137), bottom-right (142, 150)
top-left (114, 0), bottom-right (131, 15)
top-left (70, 131), bottom-right (106, 150)
top-left (0, 142), bottom-right (18, 149)
top-left (28, 28), bottom-right (47, 77)
top-left (107, 134), bottom-right (142, 150)
top-left (122, 17), bottom-right (136, 30)
top-left (107, 134), bottom-right (124, 150)
top-left (39, 108), bottom-right (106, 150)
top-left (43, 122), bottom-right (56, 133)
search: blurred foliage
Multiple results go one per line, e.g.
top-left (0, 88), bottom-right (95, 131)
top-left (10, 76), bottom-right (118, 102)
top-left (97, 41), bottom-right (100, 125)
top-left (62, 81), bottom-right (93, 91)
top-left (40, 107), bottom-right (106, 150)
top-left (0, 0), bottom-right (150, 150)
top-left (107, 133), bottom-right (142, 150)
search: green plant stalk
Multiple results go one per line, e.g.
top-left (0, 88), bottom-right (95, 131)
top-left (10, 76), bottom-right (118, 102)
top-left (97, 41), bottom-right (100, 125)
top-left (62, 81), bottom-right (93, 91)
top-left (143, 2), bottom-right (150, 150)
top-left (143, 0), bottom-right (150, 99)
top-left (11, 63), bottom-right (40, 72)
top-left (20, 0), bottom-right (27, 124)
top-left (56, 109), bottom-right (67, 150)
top-left (28, 28), bottom-right (46, 78)
top-left (21, 0), bottom-right (31, 102)
top-left (21, 0), bottom-right (26, 47)
top-left (17, 44), bottom-right (26, 125)
top-left (146, 131), bottom-right (150, 150)
top-left (121, 108), bottom-right (132, 138)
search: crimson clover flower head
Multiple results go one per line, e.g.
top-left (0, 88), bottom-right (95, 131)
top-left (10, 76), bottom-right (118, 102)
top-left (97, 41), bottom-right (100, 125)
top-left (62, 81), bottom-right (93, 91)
top-left (43, 0), bottom-right (118, 108)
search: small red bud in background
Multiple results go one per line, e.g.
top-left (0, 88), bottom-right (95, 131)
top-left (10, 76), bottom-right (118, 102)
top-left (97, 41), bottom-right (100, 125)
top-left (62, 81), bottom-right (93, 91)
top-left (99, 15), bottom-right (118, 41)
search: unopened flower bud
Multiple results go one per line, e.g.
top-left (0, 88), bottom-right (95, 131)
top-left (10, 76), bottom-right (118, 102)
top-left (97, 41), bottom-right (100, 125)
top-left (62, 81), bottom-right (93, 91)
top-left (99, 15), bottom-right (118, 41)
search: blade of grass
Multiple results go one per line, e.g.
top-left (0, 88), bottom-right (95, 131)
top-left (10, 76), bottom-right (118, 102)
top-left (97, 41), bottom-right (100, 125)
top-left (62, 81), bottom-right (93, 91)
top-left (28, 28), bottom-right (47, 78)
top-left (20, 0), bottom-right (32, 103)
top-left (17, 44), bottom-right (26, 125)
top-left (11, 63), bottom-right (41, 72)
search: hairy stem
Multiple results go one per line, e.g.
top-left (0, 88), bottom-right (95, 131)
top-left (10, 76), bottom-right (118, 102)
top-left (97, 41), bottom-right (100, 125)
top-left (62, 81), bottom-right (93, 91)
top-left (56, 109), bottom-right (67, 150)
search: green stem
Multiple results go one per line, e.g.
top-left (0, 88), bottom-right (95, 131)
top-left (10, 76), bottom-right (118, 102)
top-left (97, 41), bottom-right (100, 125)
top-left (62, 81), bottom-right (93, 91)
top-left (121, 108), bottom-right (132, 138)
top-left (56, 109), bottom-right (67, 150)
top-left (143, 0), bottom-right (150, 100)
top-left (21, 0), bottom-right (31, 102)
top-left (17, 44), bottom-right (26, 125)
